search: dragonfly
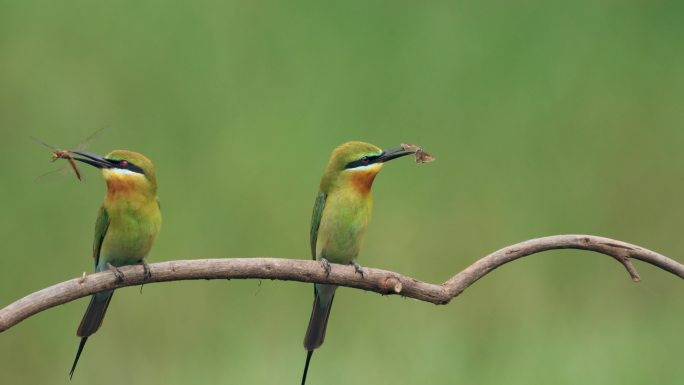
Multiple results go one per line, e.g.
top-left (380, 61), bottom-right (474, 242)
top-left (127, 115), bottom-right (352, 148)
top-left (31, 128), bottom-right (106, 182)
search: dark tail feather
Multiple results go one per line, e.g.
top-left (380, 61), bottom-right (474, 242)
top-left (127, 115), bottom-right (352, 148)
top-left (303, 290), bottom-right (335, 351)
top-left (77, 292), bottom-right (113, 337)
top-left (301, 350), bottom-right (314, 385)
top-left (69, 292), bottom-right (113, 378)
top-left (69, 337), bottom-right (88, 379)
top-left (301, 285), bottom-right (336, 384)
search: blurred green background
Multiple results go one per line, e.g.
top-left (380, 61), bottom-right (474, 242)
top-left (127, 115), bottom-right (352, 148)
top-left (2, 1), bottom-right (684, 384)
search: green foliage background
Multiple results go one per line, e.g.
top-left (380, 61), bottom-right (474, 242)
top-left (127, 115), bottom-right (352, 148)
top-left (1, 1), bottom-right (683, 384)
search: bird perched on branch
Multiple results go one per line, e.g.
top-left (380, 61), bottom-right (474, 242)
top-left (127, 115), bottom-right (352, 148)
top-left (65, 150), bottom-right (162, 378)
top-left (301, 141), bottom-right (418, 384)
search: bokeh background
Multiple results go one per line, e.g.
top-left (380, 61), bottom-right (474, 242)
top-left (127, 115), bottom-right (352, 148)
top-left (2, 1), bottom-right (684, 384)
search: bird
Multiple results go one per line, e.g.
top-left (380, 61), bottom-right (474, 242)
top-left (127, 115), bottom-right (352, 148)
top-left (66, 150), bottom-right (162, 379)
top-left (301, 141), bottom-right (414, 384)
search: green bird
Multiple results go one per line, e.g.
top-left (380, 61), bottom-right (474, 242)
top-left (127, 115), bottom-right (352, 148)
top-left (301, 141), bottom-right (414, 384)
top-left (66, 150), bottom-right (162, 379)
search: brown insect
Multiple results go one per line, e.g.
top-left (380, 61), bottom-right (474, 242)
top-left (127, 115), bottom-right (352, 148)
top-left (31, 128), bottom-right (105, 182)
top-left (401, 143), bottom-right (436, 163)
top-left (53, 149), bottom-right (82, 180)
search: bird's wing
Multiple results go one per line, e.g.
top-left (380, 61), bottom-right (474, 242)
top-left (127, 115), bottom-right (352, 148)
top-left (92, 205), bottom-right (110, 268)
top-left (310, 191), bottom-right (327, 260)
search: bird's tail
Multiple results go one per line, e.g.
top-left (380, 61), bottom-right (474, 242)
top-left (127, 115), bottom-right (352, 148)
top-left (69, 291), bottom-right (114, 379)
top-left (303, 284), bottom-right (336, 351)
top-left (69, 337), bottom-right (88, 379)
top-left (301, 350), bottom-right (314, 385)
top-left (302, 284), bottom-right (336, 385)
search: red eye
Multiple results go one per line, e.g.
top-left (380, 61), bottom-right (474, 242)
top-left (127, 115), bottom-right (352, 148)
top-left (120, 160), bottom-right (128, 168)
top-left (362, 156), bottom-right (369, 164)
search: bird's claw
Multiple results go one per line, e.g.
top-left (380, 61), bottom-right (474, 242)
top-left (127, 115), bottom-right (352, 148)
top-left (139, 262), bottom-right (152, 294)
top-left (107, 263), bottom-right (125, 283)
top-left (321, 258), bottom-right (331, 277)
top-left (142, 262), bottom-right (152, 281)
top-left (351, 261), bottom-right (365, 277)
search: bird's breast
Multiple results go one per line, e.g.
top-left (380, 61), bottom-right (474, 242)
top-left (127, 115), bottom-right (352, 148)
top-left (99, 198), bottom-right (161, 268)
top-left (316, 190), bottom-right (372, 264)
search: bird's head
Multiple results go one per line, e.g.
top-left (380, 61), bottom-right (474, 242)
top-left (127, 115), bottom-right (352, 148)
top-left (320, 141), bottom-right (412, 194)
top-left (72, 150), bottom-right (157, 197)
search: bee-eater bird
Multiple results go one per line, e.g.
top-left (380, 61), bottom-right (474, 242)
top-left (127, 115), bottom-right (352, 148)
top-left (66, 150), bottom-right (162, 379)
top-left (301, 141), bottom-right (414, 384)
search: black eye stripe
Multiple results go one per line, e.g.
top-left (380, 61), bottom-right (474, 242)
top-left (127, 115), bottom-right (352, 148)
top-left (111, 159), bottom-right (145, 175)
top-left (345, 155), bottom-right (381, 169)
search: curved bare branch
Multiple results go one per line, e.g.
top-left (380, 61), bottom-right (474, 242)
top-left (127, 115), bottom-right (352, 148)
top-left (1, 234), bottom-right (682, 333)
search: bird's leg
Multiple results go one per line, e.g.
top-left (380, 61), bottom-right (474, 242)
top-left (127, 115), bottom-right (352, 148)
top-left (351, 260), bottom-right (365, 277)
top-left (321, 258), bottom-right (331, 277)
top-left (141, 261), bottom-right (152, 280)
top-left (139, 260), bottom-right (152, 294)
top-left (107, 263), bottom-right (125, 283)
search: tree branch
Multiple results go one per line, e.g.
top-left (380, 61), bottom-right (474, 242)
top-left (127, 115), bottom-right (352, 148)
top-left (1, 234), bottom-right (682, 333)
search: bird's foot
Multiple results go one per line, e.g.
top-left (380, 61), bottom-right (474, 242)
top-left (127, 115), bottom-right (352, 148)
top-left (139, 261), bottom-right (152, 294)
top-left (321, 258), bottom-right (331, 277)
top-left (141, 261), bottom-right (152, 281)
top-left (107, 263), bottom-right (125, 283)
top-left (351, 261), bottom-right (365, 278)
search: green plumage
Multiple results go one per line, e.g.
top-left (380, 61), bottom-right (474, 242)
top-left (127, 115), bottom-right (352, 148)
top-left (313, 187), bottom-right (372, 264)
top-left (92, 206), bottom-right (109, 268)
top-left (310, 191), bottom-right (326, 260)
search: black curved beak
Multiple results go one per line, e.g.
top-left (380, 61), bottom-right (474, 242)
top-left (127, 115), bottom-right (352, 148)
top-left (70, 151), bottom-right (116, 169)
top-left (377, 147), bottom-right (412, 163)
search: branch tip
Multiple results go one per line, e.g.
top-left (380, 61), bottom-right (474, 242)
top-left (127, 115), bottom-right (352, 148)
top-left (623, 260), bottom-right (641, 282)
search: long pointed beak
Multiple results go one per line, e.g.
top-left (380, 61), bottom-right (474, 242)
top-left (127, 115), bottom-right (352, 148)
top-left (377, 147), bottom-right (412, 163)
top-left (70, 150), bottom-right (115, 169)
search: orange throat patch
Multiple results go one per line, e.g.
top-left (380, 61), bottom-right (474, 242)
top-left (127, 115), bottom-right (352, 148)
top-left (104, 173), bottom-right (147, 200)
top-left (350, 169), bottom-right (379, 195)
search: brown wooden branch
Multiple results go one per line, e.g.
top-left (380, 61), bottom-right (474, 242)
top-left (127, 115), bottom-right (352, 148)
top-left (1, 234), bottom-right (683, 333)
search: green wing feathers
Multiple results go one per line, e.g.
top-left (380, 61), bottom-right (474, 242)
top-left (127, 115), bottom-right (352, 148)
top-left (310, 192), bottom-right (326, 260)
top-left (92, 206), bottom-right (110, 268)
